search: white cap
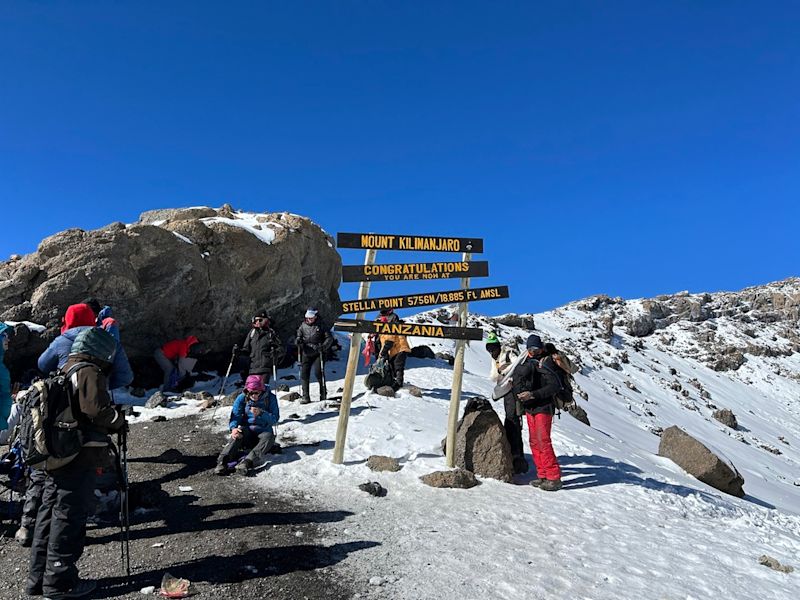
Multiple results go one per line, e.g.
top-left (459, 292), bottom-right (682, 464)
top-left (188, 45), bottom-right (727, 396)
top-left (305, 308), bottom-right (318, 319)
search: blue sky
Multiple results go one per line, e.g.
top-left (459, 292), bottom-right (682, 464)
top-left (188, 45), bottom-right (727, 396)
top-left (1, 2), bottom-right (798, 316)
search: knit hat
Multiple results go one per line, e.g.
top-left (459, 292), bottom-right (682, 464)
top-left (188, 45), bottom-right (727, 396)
top-left (526, 334), bottom-right (544, 350)
top-left (244, 374), bottom-right (266, 392)
top-left (305, 308), bottom-right (319, 319)
top-left (61, 303), bottom-right (98, 333)
top-left (69, 327), bottom-right (117, 364)
top-left (485, 332), bottom-right (500, 345)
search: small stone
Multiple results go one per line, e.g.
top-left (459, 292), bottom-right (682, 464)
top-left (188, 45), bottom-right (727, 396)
top-left (276, 384), bottom-right (290, 392)
top-left (376, 386), bottom-right (395, 397)
top-left (150, 415), bottom-right (167, 423)
top-left (145, 391), bottom-right (169, 409)
top-left (358, 482), bottom-right (387, 497)
top-left (758, 555), bottom-right (794, 573)
top-left (366, 455), bottom-right (401, 473)
top-left (420, 468), bottom-right (480, 489)
top-left (712, 409), bottom-right (738, 430)
top-left (281, 391), bottom-right (301, 402)
top-left (406, 385), bottom-right (423, 397)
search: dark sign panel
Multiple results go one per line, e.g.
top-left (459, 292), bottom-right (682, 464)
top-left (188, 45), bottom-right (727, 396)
top-left (340, 285), bottom-right (509, 314)
top-left (337, 232), bottom-right (484, 254)
top-left (334, 319), bottom-right (484, 341)
top-left (341, 260), bottom-right (489, 283)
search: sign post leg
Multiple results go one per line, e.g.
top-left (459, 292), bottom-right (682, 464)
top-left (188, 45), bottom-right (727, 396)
top-left (333, 248), bottom-right (377, 464)
top-left (445, 252), bottom-right (472, 468)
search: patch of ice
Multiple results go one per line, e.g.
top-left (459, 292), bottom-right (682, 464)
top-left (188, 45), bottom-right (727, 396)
top-left (201, 211), bottom-right (277, 245)
top-left (172, 231), bottom-right (193, 244)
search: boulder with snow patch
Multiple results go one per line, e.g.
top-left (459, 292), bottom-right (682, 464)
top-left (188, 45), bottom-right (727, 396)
top-left (627, 315), bottom-right (656, 337)
top-left (145, 391), bottom-right (169, 409)
top-left (496, 314), bottom-right (536, 330)
top-left (0, 205), bottom-right (340, 385)
top-left (658, 426), bottom-right (745, 497)
top-left (420, 468), bottom-right (480, 489)
top-left (450, 397), bottom-right (513, 483)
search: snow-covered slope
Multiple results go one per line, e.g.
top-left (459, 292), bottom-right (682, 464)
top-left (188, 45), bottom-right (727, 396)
top-left (220, 279), bottom-right (799, 599)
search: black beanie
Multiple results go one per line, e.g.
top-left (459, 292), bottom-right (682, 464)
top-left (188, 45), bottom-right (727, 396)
top-left (526, 334), bottom-right (544, 350)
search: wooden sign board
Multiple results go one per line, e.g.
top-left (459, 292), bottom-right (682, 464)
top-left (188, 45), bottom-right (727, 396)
top-left (341, 260), bottom-right (489, 283)
top-left (337, 232), bottom-right (484, 254)
top-left (340, 285), bottom-right (509, 314)
top-left (334, 318), bottom-right (484, 341)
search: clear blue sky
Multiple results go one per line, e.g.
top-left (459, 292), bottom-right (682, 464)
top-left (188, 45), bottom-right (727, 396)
top-left (1, 2), bottom-right (798, 316)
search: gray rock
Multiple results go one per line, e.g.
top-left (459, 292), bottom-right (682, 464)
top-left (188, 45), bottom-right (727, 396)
top-left (496, 314), bottom-right (536, 330)
top-left (406, 385), bottom-right (423, 397)
top-left (628, 315), bottom-right (655, 337)
top-left (658, 426), bottom-right (745, 497)
top-left (145, 391), bottom-right (168, 409)
top-left (712, 409), bottom-right (738, 429)
top-left (409, 345), bottom-right (436, 359)
top-left (366, 456), bottom-right (401, 473)
top-left (567, 404), bottom-right (591, 426)
top-left (758, 555), bottom-right (794, 573)
top-left (150, 415), bottom-right (167, 422)
top-left (276, 384), bottom-right (290, 392)
top-left (358, 481), bottom-right (387, 497)
top-left (281, 392), bottom-right (301, 402)
top-left (376, 386), bottom-right (396, 397)
top-left (420, 468), bottom-right (480, 489)
top-left (451, 397), bottom-right (513, 482)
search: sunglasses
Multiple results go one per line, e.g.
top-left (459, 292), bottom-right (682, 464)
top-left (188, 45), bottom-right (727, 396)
top-left (245, 390), bottom-right (262, 397)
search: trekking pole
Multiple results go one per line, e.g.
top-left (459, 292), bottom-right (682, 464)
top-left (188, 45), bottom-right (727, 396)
top-left (118, 425), bottom-right (131, 580)
top-left (213, 345), bottom-right (238, 421)
top-left (319, 349), bottom-right (326, 401)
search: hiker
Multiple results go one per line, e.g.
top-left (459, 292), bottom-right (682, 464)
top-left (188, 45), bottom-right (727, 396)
top-left (0, 323), bottom-right (12, 441)
top-left (214, 375), bottom-right (279, 476)
top-left (485, 332), bottom-right (528, 474)
top-left (377, 309), bottom-right (411, 391)
top-left (26, 327), bottom-right (127, 599)
top-left (512, 334), bottom-right (563, 491)
top-left (154, 335), bottom-right (199, 391)
top-left (296, 308), bottom-right (333, 404)
top-left (239, 311), bottom-right (284, 384)
top-left (21, 304), bottom-right (132, 548)
top-left (39, 303), bottom-right (133, 391)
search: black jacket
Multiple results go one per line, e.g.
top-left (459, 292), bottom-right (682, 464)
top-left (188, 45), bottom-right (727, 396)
top-left (241, 327), bottom-right (284, 375)
top-left (511, 356), bottom-right (561, 415)
top-left (296, 321), bottom-right (333, 357)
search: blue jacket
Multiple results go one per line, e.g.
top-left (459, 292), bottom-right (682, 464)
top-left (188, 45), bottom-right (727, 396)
top-left (229, 390), bottom-right (279, 434)
top-left (38, 326), bottom-right (134, 390)
top-left (0, 323), bottom-right (11, 431)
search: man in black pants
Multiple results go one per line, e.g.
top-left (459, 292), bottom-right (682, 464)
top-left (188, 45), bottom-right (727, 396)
top-left (26, 328), bottom-right (126, 599)
top-left (295, 308), bottom-right (333, 404)
top-left (239, 311), bottom-right (284, 384)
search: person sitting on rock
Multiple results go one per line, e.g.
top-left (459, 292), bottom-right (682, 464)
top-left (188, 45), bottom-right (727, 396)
top-left (240, 311), bottom-right (284, 385)
top-left (512, 334), bottom-right (563, 491)
top-left (215, 375), bottom-right (279, 476)
top-left (485, 332), bottom-right (528, 475)
top-left (295, 308), bottom-right (333, 404)
top-left (154, 335), bottom-right (199, 391)
top-left (377, 309), bottom-right (411, 391)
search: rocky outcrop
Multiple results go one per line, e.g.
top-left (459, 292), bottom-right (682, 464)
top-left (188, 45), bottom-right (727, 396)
top-left (712, 409), bottom-right (738, 429)
top-left (658, 426), bottom-right (745, 497)
top-left (0, 206), bottom-right (341, 382)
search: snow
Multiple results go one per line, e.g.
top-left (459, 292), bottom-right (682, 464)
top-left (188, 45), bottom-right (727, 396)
top-left (219, 303), bottom-right (799, 599)
top-left (4, 320), bottom-right (46, 333)
top-left (129, 294), bottom-right (799, 598)
top-left (201, 211), bottom-right (277, 244)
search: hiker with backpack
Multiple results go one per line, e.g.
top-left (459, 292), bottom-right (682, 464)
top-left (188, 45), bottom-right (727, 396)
top-left (485, 332), bottom-right (528, 474)
top-left (153, 335), bottom-right (199, 392)
top-left (512, 334), bottom-right (563, 491)
top-left (214, 375), bottom-right (279, 476)
top-left (377, 309), bottom-right (411, 391)
top-left (19, 303), bottom-right (132, 548)
top-left (239, 311), bottom-right (284, 385)
top-left (296, 308), bottom-right (333, 404)
top-left (25, 327), bottom-right (127, 599)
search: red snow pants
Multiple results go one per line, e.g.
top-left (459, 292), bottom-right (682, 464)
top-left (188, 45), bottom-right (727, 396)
top-left (526, 412), bottom-right (561, 480)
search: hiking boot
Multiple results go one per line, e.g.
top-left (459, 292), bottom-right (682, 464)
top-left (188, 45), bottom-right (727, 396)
top-left (214, 463), bottom-right (229, 476)
top-left (528, 478), bottom-right (544, 487)
top-left (299, 397), bottom-right (311, 405)
top-left (235, 458), bottom-right (254, 475)
top-left (539, 478), bottom-right (563, 492)
top-left (15, 525), bottom-right (32, 547)
top-left (512, 456), bottom-right (529, 475)
top-left (24, 579), bottom-right (42, 596)
top-left (44, 579), bottom-right (97, 599)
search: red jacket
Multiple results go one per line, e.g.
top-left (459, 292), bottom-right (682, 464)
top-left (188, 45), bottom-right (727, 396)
top-left (60, 303), bottom-right (97, 333)
top-left (161, 336), bottom-right (199, 361)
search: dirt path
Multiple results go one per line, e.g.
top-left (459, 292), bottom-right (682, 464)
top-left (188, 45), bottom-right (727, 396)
top-left (0, 412), bottom-right (373, 599)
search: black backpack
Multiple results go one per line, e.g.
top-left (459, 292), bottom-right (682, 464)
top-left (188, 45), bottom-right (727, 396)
top-left (538, 356), bottom-right (576, 412)
top-left (18, 362), bottom-right (95, 471)
top-left (365, 358), bottom-right (393, 391)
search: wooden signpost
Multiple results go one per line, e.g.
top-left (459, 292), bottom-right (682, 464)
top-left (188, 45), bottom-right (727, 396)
top-left (332, 231), bottom-right (508, 468)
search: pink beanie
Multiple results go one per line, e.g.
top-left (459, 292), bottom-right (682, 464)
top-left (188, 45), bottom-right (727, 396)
top-left (244, 375), bottom-right (266, 392)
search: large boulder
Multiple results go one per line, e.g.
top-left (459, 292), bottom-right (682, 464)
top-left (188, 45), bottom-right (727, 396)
top-left (420, 468), bottom-right (479, 489)
top-left (0, 206), bottom-right (341, 383)
top-left (450, 397), bottom-right (513, 483)
top-left (658, 426), bottom-right (745, 497)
